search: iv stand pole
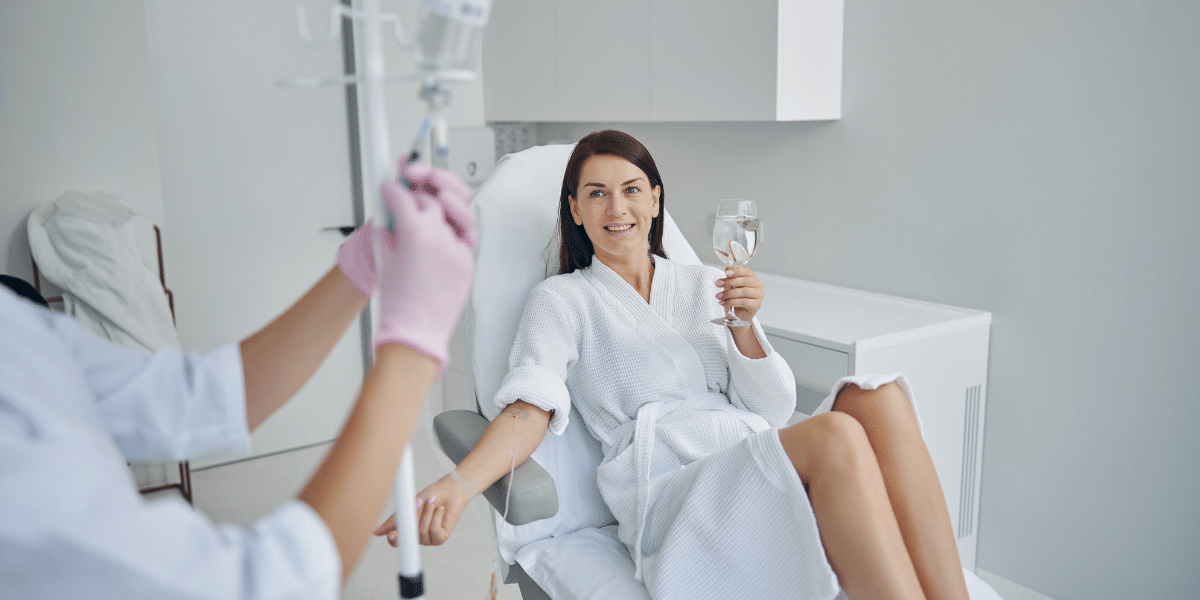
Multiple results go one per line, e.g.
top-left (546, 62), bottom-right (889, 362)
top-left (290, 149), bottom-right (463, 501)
top-left (356, 1), bottom-right (425, 598)
top-left (284, 2), bottom-right (475, 597)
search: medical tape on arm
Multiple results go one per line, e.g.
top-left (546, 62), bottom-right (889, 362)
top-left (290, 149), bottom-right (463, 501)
top-left (449, 469), bottom-right (476, 498)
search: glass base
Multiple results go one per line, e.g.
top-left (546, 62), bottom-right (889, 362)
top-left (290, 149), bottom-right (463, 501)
top-left (712, 315), bottom-right (752, 327)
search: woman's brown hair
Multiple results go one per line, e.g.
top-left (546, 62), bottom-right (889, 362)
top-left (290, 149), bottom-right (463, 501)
top-left (557, 130), bottom-right (668, 274)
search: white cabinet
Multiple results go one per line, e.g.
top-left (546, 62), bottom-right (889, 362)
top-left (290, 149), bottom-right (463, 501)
top-left (755, 272), bottom-right (991, 570)
top-left (483, 0), bottom-right (843, 122)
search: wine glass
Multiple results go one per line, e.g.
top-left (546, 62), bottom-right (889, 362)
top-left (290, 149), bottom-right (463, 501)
top-left (711, 199), bottom-right (759, 327)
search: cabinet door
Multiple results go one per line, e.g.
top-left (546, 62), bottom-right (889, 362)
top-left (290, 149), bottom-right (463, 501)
top-left (482, 0), bottom-right (841, 122)
top-left (651, 0), bottom-right (777, 121)
top-left (145, 0), bottom-right (363, 468)
top-left (483, 0), bottom-right (558, 121)
top-left (554, 0), bottom-right (652, 121)
top-left (853, 326), bottom-right (989, 570)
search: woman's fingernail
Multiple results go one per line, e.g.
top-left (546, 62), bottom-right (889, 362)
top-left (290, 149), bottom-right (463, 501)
top-left (716, 292), bottom-right (723, 299)
top-left (715, 280), bottom-right (724, 286)
top-left (726, 269), bottom-right (734, 276)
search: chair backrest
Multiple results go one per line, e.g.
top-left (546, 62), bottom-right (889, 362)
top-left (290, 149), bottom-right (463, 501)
top-left (466, 143), bottom-right (700, 561)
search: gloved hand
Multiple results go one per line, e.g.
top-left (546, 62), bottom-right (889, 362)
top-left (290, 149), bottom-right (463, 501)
top-left (336, 220), bottom-right (378, 296)
top-left (372, 162), bottom-right (477, 372)
top-left (337, 164), bottom-right (478, 298)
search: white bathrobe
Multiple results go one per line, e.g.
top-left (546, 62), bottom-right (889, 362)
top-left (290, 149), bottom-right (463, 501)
top-left (494, 255), bottom-right (852, 599)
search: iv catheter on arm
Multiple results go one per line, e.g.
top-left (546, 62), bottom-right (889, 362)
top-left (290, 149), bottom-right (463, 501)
top-left (280, 1), bottom-right (492, 598)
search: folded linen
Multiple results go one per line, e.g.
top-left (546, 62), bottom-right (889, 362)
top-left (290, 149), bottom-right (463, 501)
top-left (27, 191), bottom-right (179, 355)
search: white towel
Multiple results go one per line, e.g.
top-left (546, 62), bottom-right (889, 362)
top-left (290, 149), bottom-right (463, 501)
top-left (27, 191), bottom-right (179, 355)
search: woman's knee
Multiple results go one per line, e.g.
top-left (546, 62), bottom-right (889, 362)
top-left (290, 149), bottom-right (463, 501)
top-left (780, 412), bottom-right (874, 480)
top-left (833, 382), bottom-right (916, 430)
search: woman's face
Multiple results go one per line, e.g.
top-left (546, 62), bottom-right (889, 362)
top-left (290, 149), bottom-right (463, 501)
top-left (569, 154), bottom-right (661, 265)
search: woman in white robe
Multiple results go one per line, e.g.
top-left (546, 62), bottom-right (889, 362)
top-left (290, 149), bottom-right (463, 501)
top-left (382, 131), bottom-right (969, 600)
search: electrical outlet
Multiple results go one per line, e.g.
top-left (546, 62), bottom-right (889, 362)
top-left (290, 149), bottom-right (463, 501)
top-left (447, 126), bottom-right (496, 187)
top-left (491, 122), bottom-right (538, 159)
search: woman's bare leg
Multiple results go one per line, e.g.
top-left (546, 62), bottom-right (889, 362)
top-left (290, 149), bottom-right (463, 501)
top-left (780, 412), bottom-right (926, 600)
top-left (834, 383), bottom-right (969, 600)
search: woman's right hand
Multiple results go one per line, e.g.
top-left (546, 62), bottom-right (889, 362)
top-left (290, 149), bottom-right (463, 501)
top-left (374, 472), bottom-right (473, 547)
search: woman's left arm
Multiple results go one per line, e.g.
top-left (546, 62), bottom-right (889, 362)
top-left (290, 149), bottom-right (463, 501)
top-left (718, 266), bottom-right (796, 426)
top-left (716, 266), bottom-right (766, 359)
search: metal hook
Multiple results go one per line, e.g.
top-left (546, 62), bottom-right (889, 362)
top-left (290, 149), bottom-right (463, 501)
top-left (378, 13), bottom-right (415, 50)
top-left (295, 3), bottom-right (350, 46)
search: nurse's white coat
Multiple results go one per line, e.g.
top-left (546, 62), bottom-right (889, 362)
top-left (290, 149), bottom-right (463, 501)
top-left (0, 288), bottom-right (339, 600)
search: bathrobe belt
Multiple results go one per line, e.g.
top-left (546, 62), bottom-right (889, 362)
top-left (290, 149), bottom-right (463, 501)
top-left (601, 392), bottom-right (772, 580)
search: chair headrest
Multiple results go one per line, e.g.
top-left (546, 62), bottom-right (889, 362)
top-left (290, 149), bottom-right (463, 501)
top-left (467, 143), bottom-right (700, 415)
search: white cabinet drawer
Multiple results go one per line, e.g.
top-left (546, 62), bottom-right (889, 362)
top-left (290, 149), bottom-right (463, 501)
top-left (767, 334), bottom-right (849, 414)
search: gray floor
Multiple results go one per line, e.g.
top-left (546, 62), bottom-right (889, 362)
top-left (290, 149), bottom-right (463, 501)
top-left (178, 403), bottom-right (522, 600)
top-left (977, 570), bottom-right (1057, 600)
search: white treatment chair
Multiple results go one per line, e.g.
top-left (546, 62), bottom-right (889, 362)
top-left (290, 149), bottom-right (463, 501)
top-left (432, 144), bottom-right (1006, 600)
top-left (432, 143), bottom-right (692, 599)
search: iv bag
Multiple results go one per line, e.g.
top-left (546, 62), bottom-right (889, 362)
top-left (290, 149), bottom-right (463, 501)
top-left (414, 0), bottom-right (492, 73)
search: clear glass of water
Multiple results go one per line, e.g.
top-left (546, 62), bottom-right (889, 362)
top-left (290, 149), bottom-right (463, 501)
top-left (711, 199), bottom-right (759, 327)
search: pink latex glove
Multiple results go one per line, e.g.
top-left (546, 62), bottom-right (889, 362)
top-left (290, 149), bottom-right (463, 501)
top-left (372, 162), bottom-right (477, 372)
top-left (337, 220), bottom-right (378, 296)
top-left (337, 164), bottom-right (477, 297)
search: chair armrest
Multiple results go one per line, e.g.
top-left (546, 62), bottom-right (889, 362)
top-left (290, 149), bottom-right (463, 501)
top-left (432, 410), bottom-right (559, 525)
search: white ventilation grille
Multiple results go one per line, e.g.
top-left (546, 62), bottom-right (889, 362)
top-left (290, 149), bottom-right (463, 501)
top-left (957, 385), bottom-right (981, 539)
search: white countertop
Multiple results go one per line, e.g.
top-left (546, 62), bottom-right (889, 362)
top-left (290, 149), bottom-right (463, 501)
top-left (752, 271), bottom-right (992, 353)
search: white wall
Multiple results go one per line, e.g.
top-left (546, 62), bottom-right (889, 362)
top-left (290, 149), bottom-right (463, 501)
top-left (535, 1), bottom-right (1200, 598)
top-left (2, 0), bottom-right (486, 463)
top-left (141, 0), bottom-right (484, 464)
top-left (0, 0), bottom-right (165, 283)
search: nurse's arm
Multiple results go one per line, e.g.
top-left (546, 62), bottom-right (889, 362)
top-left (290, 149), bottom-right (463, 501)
top-left (239, 266), bottom-right (369, 430)
top-left (297, 342), bottom-right (437, 583)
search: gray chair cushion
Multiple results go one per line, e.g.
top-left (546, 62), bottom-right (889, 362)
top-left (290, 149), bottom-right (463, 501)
top-left (432, 410), bottom-right (558, 526)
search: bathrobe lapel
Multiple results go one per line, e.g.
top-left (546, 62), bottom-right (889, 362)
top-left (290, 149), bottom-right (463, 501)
top-left (583, 256), bottom-right (708, 395)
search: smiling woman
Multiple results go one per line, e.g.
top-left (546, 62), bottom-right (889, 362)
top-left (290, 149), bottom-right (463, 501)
top-left (567, 156), bottom-right (661, 300)
top-left (377, 129), bottom-right (976, 600)
top-left (556, 130), bottom-right (668, 277)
